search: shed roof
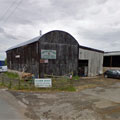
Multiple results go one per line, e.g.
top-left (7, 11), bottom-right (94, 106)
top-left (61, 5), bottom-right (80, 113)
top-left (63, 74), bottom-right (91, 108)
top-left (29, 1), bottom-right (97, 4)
top-left (79, 45), bottom-right (104, 53)
top-left (104, 51), bottom-right (120, 56)
top-left (6, 36), bottom-right (41, 51)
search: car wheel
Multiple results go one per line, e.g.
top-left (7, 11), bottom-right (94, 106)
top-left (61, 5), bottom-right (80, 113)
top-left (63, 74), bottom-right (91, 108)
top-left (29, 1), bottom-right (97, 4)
top-left (104, 74), bottom-right (108, 78)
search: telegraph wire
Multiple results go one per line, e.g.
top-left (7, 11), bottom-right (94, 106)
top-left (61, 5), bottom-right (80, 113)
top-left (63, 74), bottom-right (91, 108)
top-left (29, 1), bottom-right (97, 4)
top-left (1, 0), bottom-right (23, 25)
top-left (0, 0), bottom-right (18, 22)
top-left (0, 0), bottom-right (17, 22)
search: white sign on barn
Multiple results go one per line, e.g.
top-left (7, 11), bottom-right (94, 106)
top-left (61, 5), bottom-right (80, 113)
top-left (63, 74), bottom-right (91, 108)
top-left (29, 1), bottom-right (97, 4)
top-left (15, 55), bottom-right (20, 58)
top-left (34, 78), bottom-right (52, 88)
top-left (41, 49), bottom-right (56, 59)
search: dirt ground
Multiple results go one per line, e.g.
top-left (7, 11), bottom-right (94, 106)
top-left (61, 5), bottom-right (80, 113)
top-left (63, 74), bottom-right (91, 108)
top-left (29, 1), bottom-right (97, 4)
top-left (9, 77), bottom-right (120, 120)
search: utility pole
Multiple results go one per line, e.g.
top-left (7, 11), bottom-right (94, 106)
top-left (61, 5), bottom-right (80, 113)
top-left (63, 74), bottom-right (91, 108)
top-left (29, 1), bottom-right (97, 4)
top-left (38, 30), bottom-right (42, 78)
top-left (40, 30), bottom-right (42, 36)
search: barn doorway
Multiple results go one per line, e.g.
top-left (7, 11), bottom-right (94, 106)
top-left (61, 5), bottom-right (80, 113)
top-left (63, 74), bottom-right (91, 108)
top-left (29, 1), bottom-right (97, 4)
top-left (78, 60), bottom-right (88, 77)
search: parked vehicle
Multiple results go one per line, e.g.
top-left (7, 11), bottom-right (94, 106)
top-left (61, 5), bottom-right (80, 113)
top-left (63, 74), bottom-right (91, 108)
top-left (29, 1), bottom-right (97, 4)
top-left (0, 66), bottom-right (7, 72)
top-left (104, 69), bottom-right (120, 79)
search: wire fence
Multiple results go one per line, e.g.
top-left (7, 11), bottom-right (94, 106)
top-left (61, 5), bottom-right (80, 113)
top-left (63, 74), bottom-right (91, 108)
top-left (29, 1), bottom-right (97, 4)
top-left (0, 73), bottom-right (75, 91)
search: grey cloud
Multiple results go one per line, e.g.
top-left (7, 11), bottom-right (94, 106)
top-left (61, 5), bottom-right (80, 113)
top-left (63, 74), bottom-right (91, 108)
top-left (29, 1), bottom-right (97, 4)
top-left (0, 0), bottom-right (120, 59)
top-left (96, 0), bottom-right (108, 4)
top-left (5, 33), bottom-right (17, 40)
top-left (0, 27), bottom-right (4, 33)
top-left (80, 28), bottom-right (120, 42)
top-left (0, 27), bottom-right (16, 40)
top-left (76, 27), bottom-right (120, 51)
top-left (0, 27), bottom-right (16, 42)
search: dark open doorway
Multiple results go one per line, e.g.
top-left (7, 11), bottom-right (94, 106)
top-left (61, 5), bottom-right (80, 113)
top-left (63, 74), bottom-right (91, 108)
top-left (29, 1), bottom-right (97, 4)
top-left (78, 60), bottom-right (88, 77)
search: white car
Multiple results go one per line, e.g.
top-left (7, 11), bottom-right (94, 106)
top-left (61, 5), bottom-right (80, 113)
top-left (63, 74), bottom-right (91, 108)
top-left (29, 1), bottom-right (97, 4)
top-left (0, 66), bottom-right (7, 72)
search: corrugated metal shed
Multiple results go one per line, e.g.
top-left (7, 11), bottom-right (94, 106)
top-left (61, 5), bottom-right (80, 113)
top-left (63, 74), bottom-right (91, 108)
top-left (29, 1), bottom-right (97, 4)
top-left (104, 51), bottom-right (120, 56)
top-left (104, 51), bottom-right (120, 67)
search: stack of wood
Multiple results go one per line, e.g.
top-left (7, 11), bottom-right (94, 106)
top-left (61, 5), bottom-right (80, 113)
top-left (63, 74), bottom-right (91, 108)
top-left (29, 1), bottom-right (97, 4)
top-left (21, 72), bottom-right (33, 81)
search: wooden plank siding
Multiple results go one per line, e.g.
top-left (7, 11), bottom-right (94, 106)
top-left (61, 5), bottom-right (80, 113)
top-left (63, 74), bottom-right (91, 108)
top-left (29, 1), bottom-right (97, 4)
top-left (6, 30), bottom-right (104, 77)
top-left (38, 31), bottom-right (79, 77)
top-left (6, 31), bottom-right (79, 77)
top-left (7, 42), bottom-right (39, 77)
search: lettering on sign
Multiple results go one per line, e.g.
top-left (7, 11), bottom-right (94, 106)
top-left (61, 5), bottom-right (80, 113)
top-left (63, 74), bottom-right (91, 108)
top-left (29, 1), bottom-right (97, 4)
top-left (41, 49), bottom-right (56, 59)
top-left (34, 78), bottom-right (52, 88)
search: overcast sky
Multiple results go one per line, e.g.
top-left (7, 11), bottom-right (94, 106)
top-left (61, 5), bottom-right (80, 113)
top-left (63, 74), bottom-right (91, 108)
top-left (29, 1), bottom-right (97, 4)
top-left (0, 0), bottom-right (120, 60)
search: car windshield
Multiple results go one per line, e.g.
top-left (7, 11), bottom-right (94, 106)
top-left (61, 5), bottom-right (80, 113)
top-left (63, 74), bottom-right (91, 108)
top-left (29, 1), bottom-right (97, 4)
top-left (108, 70), bottom-right (120, 74)
top-left (112, 71), bottom-right (117, 74)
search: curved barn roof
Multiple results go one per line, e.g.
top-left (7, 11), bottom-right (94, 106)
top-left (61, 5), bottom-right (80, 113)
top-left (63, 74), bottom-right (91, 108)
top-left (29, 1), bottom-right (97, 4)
top-left (6, 30), bottom-right (104, 53)
top-left (6, 30), bottom-right (78, 51)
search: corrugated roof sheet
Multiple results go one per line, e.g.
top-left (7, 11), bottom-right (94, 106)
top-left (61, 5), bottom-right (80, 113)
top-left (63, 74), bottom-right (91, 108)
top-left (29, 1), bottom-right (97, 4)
top-left (104, 51), bottom-right (120, 56)
top-left (79, 45), bottom-right (104, 53)
top-left (7, 36), bottom-right (40, 51)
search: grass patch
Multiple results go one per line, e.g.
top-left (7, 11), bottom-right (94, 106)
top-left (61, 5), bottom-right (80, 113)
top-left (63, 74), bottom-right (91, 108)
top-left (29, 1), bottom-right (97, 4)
top-left (0, 74), bottom-right (76, 92)
top-left (4, 72), bottom-right (19, 79)
top-left (72, 75), bottom-right (80, 80)
top-left (58, 86), bottom-right (76, 91)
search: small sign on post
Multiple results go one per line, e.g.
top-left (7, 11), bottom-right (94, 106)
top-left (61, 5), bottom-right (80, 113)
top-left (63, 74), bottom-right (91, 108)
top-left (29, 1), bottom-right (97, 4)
top-left (34, 78), bottom-right (52, 88)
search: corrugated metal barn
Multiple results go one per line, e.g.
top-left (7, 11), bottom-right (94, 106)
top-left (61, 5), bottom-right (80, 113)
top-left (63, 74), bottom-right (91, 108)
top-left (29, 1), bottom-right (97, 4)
top-left (6, 30), bottom-right (104, 77)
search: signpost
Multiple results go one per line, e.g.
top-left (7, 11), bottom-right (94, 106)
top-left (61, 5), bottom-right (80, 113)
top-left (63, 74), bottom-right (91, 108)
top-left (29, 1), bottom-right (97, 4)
top-left (34, 78), bottom-right (52, 88)
top-left (41, 50), bottom-right (56, 59)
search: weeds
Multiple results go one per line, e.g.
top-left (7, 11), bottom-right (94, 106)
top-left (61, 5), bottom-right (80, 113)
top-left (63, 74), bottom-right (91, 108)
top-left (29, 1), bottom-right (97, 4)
top-left (4, 72), bottom-right (19, 79)
top-left (0, 72), bottom-right (77, 92)
top-left (72, 75), bottom-right (80, 80)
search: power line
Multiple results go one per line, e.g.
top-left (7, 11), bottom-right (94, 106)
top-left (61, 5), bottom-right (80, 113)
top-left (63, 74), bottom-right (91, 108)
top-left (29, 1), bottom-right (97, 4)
top-left (1, 0), bottom-right (23, 25)
top-left (0, 0), bottom-right (18, 22)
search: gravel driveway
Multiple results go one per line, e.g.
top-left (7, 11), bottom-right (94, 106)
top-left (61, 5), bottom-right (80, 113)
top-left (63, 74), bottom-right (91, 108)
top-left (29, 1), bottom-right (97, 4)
top-left (9, 77), bottom-right (120, 120)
